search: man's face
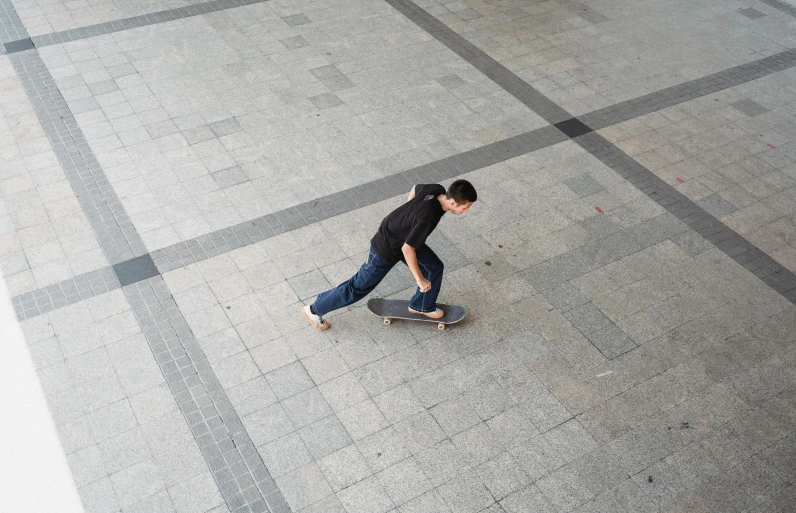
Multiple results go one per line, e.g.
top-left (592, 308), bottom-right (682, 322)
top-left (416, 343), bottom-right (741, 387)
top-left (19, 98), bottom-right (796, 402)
top-left (450, 201), bottom-right (473, 215)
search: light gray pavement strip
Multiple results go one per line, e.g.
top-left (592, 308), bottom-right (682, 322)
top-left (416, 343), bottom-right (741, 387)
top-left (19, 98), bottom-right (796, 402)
top-left (8, 0), bottom-right (229, 36)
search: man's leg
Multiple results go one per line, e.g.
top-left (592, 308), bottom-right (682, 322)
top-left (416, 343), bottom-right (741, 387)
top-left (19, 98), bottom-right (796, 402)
top-left (303, 246), bottom-right (394, 330)
top-left (407, 245), bottom-right (444, 315)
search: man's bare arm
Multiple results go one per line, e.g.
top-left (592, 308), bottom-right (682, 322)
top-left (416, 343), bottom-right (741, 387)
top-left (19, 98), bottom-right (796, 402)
top-left (402, 243), bottom-right (431, 292)
top-left (407, 185), bottom-right (416, 201)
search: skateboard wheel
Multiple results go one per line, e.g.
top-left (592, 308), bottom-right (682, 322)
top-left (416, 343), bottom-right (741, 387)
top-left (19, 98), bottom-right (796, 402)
top-left (438, 323), bottom-right (445, 331)
top-left (383, 318), bottom-right (391, 325)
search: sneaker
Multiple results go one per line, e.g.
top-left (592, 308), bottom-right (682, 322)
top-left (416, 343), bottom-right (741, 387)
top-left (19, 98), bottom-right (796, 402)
top-left (408, 306), bottom-right (444, 319)
top-left (302, 305), bottom-right (330, 331)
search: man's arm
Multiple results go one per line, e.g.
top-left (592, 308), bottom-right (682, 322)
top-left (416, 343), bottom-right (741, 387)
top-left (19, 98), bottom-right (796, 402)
top-left (402, 243), bottom-right (431, 292)
top-left (407, 185), bottom-right (416, 202)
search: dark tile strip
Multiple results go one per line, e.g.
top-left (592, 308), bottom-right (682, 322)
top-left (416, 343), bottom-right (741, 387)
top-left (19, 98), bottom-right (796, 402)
top-left (11, 266), bottom-right (120, 321)
top-left (758, 0), bottom-right (796, 18)
top-left (580, 48), bottom-right (796, 129)
top-left (151, 125), bottom-right (568, 272)
top-left (382, 0), bottom-right (572, 125)
top-left (10, 50), bottom-right (147, 265)
top-left (3, 37), bottom-right (33, 53)
top-left (125, 276), bottom-right (289, 513)
top-left (113, 254), bottom-right (160, 287)
top-left (6, 0), bottom-right (272, 50)
top-left (0, 0), bottom-right (28, 45)
top-left (575, 132), bottom-right (796, 303)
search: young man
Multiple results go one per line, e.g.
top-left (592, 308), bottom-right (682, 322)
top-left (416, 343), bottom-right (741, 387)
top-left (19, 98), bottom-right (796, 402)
top-left (302, 179), bottom-right (477, 330)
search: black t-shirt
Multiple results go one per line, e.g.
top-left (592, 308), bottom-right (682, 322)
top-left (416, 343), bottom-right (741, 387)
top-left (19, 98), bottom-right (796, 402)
top-left (371, 184), bottom-right (447, 263)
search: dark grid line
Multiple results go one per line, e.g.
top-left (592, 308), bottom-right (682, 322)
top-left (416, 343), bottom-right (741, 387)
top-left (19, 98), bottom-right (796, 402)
top-left (0, 0), bottom-right (27, 46)
top-left (580, 48), bottom-right (796, 129)
top-left (3, 0), bottom-right (273, 53)
top-left (10, 50), bottom-right (147, 265)
top-left (382, 0), bottom-right (572, 125)
top-left (125, 277), bottom-right (289, 513)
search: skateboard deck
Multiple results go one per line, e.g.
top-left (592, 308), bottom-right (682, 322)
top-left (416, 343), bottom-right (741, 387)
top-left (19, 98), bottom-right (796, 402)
top-left (367, 298), bottom-right (466, 331)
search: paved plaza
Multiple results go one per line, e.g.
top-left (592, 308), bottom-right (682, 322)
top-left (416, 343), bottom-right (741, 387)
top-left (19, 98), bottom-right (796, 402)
top-left (2, 0), bottom-right (796, 511)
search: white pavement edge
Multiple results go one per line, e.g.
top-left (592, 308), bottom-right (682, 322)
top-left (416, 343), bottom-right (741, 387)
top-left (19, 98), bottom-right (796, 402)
top-left (0, 275), bottom-right (84, 513)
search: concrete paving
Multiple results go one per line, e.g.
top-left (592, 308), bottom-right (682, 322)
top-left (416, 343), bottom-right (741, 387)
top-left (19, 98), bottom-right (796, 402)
top-left (1, 0), bottom-right (796, 512)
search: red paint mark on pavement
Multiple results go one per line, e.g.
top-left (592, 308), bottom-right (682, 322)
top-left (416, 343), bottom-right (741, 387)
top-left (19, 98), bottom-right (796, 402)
top-left (676, 177), bottom-right (684, 183)
top-left (767, 143), bottom-right (775, 148)
top-left (595, 206), bottom-right (603, 214)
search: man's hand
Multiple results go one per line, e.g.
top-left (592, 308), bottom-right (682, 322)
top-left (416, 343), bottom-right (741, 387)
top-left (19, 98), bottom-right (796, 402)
top-left (416, 278), bottom-right (431, 293)
top-left (402, 243), bottom-right (430, 293)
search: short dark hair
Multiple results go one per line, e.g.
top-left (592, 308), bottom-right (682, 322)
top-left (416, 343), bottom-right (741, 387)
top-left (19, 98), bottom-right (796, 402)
top-left (446, 179), bottom-right (477, 204)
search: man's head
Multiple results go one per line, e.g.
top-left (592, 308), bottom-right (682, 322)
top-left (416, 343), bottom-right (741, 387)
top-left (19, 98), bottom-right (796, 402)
top-left (445, 179), bottom-right (477, 214)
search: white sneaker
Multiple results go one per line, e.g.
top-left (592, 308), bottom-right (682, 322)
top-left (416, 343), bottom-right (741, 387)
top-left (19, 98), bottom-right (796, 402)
top-left (407, 306), bottom-right (444, 319)
top-left (302, 305), bottom-right (330, 331)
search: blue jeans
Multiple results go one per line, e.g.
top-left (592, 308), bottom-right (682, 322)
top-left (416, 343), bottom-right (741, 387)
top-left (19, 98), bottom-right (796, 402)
top-left (312, 245), bottom-right (444, 316)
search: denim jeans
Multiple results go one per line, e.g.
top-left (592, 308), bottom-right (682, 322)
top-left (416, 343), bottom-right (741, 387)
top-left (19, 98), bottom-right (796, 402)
top-left (312, 245), bottom-right (444, 316)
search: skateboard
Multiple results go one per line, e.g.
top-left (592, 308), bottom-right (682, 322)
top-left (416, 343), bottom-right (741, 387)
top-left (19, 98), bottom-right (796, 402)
top-left (367, 298), bottom-right (466, 331)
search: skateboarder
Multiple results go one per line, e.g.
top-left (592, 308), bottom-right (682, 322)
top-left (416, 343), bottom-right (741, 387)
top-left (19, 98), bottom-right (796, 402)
top-left (302, 180), bottom-right (477, 330)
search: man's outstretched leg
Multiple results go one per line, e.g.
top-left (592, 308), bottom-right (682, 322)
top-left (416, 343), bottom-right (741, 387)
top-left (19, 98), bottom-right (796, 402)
top-left (302, 246), bottom-right (395, 330)
top-left (407, 245), bottom-right (444, 318)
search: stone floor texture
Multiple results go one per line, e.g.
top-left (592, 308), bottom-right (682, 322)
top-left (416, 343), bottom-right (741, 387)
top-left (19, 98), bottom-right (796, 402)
top-left (2, 0), bottom-right (796, 512)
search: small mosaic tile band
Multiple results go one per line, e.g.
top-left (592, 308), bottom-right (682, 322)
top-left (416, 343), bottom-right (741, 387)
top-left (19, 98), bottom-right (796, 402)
top-left (125, 277), bottom-right (289, 513)
top-left (10, 51), bottom-right (148, 265)
top-left (2, 0), bottom-right (273, 53)
top-left (580, 48), bottom-right (796, 130)
top-left (0, 0), bottom-right (27, 47)
top-left (11, 266), bottom-right (120, 320)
